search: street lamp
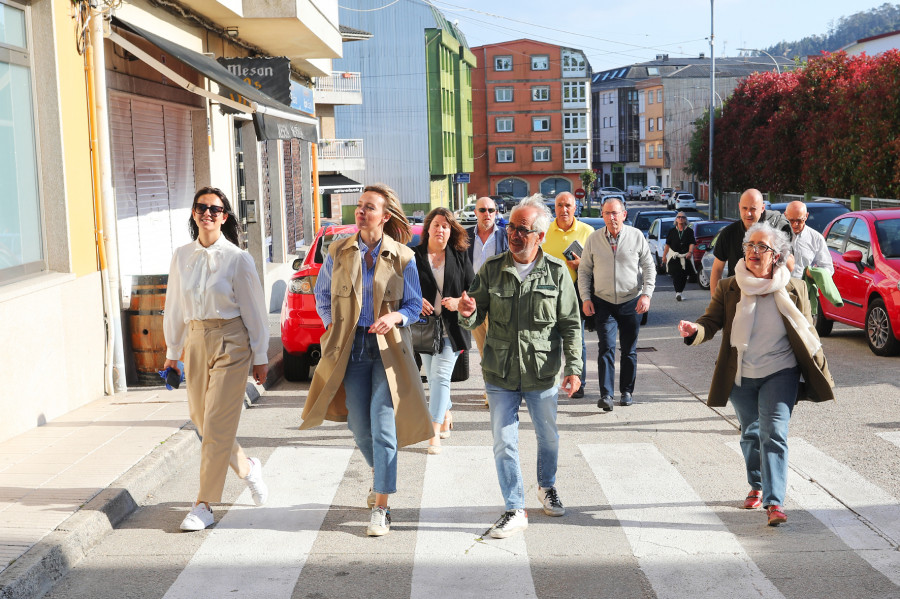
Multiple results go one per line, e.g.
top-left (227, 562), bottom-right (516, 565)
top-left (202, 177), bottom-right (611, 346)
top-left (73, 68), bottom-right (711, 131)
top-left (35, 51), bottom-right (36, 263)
top-left (672, 95), bottom-right (694, 111)
top-left (708, 0), bottom-right (716, 219)
top-left (736, 48), bottom-right (781, 74)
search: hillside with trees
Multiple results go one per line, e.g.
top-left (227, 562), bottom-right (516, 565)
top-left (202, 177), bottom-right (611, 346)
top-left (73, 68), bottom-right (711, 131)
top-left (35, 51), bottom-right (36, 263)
top-left (765, 3), bottom-right (900, 59)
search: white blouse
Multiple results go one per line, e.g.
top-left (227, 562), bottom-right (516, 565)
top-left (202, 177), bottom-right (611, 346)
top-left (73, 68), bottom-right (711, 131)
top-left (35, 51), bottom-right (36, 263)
top-left (163, 235), bottom-right (269, 365)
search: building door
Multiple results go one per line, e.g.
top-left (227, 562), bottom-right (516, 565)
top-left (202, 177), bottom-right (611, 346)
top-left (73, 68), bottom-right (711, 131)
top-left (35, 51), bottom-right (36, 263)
top-left (109, 94), bottom-right (196, 276)
top-left (497, 178), bottom-right (527, 198)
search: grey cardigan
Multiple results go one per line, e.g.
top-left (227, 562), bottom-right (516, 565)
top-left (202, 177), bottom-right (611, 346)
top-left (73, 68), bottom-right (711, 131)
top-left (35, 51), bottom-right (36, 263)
top-left (578, 225), bottom-right (656, 304)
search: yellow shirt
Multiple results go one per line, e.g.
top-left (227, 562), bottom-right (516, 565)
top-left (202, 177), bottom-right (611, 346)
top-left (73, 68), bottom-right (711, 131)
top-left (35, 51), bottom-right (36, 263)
top-left (543, 218), bottom-right (595, 282)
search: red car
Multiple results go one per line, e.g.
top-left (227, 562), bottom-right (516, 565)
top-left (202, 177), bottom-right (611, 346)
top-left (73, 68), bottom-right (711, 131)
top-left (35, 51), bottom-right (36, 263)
top-left (281, 224), bottom-right (423, 380)
top-left (817, 209), bottom-right (900, 356)
top-left (689, 219), bottom-right (731, 277)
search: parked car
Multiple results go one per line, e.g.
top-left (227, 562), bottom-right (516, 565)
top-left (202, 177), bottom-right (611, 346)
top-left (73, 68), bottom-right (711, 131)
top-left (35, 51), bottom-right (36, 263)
top-left (578, 216), bottom-right (605, 230)
top-left (816, 208), bottom-right (900, 356)
top-left (629, 209), bottom-right (677, 237)
top-left (690, 220), bottom-right (731, 275)
top-left (626, 184), bottom-right (644, 200)
top-left (659, 187), bottom-right (675, 204)
top-left (641, 185), bottom-right (662, 200)
top-left (698, 230), bottom-right (721, 290)
top-left (767, 201), bottom-right (850, 234)
top-left (598, 193), bottom-right (627, 212)
top-left (667, 190), bottom-right (692, 209)
top-left (674, 193), bottom-right (697, 211)
top-left (647, 215), bottom-right (702, 272)
top-left (281, 223), bottom-right (424, 380)
top-left (598, 186), bottom-right (624, 196)
top-left (489, 195), bottom-right (513, 213)
top-left (455, 203), bottom-right (477, 225)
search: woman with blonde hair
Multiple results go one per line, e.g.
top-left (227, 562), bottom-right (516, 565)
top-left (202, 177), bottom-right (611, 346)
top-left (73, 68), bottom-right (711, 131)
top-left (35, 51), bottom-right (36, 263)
top-left (412, 207), bottom-right (474, 454)
top-left (301, 184), bottom-right (433, 536)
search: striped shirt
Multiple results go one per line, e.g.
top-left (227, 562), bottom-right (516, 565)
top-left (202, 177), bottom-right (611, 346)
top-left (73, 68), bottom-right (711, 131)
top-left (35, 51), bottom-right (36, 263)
top-left (315, 238), bottom-right (422, 328)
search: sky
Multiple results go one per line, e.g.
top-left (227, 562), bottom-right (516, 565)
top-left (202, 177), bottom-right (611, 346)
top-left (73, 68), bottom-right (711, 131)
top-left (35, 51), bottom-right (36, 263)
top-left (426, 0), bottom-right (889, 72)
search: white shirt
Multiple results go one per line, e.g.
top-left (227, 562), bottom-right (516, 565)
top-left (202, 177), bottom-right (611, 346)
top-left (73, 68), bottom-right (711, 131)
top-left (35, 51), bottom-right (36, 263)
top-left (791, 226), bottom-right (833, 278)
top-left (163, 236), bottom-right (269, 365)
top-left (473, 227), bottom-right (498, 273)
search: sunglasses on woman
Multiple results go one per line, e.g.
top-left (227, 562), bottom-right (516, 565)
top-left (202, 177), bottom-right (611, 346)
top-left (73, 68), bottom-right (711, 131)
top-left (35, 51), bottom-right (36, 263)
top-left (193, 203), bottom-right (226, 217)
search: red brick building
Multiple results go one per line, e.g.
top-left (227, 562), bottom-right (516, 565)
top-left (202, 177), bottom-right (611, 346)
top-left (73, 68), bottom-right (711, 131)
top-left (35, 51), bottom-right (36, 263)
top-left (471, 40), bottom-right (591, 199)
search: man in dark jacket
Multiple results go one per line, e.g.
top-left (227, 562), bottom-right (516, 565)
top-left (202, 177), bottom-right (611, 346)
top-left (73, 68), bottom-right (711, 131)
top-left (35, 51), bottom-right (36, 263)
top-left (709, 188), bottom-right (794, 295)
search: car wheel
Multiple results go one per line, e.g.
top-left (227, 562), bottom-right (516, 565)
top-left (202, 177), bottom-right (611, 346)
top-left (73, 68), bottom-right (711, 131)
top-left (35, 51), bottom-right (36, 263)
top-left (283, 347), bottom-right (310, 381)
top-left (814, 298), bottom-right (833, 337)
top-left (865, 298), bottom-right (900, 356)
top-left (698, 266), bottom-right (710, 290)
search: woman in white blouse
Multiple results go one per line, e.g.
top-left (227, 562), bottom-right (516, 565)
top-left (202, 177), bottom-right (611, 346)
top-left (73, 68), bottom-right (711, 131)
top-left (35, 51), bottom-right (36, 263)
top-left (163, 186), bottom-right (270, 532)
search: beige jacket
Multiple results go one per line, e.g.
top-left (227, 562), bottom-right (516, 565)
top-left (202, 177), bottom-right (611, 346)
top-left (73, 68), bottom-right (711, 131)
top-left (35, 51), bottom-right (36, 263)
top-left (300, 233), bottom-right (433, 447)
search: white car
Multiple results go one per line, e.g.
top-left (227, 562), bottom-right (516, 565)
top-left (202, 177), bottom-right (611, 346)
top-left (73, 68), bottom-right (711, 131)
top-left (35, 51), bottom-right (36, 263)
top-left (674, 193), bottom-right (696, 210)
top-left (640, 185), bottom-right (662, 200)
top-left (455, 203), bottom-right (477, 225)
top-left (646, 216), bottom-right (702, 273)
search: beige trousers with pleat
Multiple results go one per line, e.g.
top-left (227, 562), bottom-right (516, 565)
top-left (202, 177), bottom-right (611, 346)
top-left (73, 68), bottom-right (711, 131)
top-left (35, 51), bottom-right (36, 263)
top-left (185, 317), bottom-right (252, 503)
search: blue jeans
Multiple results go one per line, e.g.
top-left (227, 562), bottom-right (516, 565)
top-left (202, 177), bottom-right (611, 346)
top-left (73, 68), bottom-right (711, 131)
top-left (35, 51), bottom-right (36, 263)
top-left (729, 366), bottom-right (800, 507)
top-left (592, 295), bottom-right (640, 398)
top-left (485, 382), bottom-right (559, 511)
top-left (343, 329), bottom-right (398, 495)
top-left (420, 337), bottom-right (461, 424)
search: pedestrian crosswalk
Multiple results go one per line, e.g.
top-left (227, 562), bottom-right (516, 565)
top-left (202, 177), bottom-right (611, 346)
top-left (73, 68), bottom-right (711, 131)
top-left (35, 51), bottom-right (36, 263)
top-left (130, 436), bottom-right (900, 598)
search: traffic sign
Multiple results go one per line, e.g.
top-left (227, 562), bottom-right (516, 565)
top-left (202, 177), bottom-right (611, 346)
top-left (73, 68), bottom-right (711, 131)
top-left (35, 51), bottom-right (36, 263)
top-left (574, 188), bottom-right (586, 199)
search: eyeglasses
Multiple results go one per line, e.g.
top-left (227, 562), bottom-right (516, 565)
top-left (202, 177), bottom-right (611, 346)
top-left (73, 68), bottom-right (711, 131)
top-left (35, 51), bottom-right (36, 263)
top-left (742, 242), bottom-right (776, 255)
top-left (602, 211), bottom-right (622, 217)
top-left (787, 218), bottom-right (806, 224)
top-left (507, 224), bottom-right (539, 237)
top-left (193, 203), bottom-right (225, 216)
top-left (477, 207), bottom-right (497, 214)
top-left (676, 216), bottom-right (687, 220)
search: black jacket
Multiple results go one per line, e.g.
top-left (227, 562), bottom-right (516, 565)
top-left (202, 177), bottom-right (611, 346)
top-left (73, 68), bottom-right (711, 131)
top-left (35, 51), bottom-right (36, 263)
top-left (413, 244), bottom-right (474, 352)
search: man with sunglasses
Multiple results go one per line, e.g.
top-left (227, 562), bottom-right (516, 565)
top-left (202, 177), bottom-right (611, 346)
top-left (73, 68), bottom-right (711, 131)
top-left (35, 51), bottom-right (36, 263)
top-left (543, 192), bottom-right (595, 398)
top-left (710, 189), bottom-right (793, 297)
top-left (466, 197), bottom-right (508, 404)
top-left (579, 197), bottom-right (656, 410)
top-left (458, 195), bottom-right (582, 539)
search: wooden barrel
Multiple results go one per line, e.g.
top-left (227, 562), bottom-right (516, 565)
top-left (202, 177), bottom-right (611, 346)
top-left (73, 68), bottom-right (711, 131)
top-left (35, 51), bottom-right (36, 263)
top-left (126, 274), bottom-right (168, 385)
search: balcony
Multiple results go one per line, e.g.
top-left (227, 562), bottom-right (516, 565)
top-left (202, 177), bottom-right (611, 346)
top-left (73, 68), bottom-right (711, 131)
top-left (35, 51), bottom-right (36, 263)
top-left (317, 138), bottom-right (365, 172)
top-left (314, 72), bottom-right (362, 105)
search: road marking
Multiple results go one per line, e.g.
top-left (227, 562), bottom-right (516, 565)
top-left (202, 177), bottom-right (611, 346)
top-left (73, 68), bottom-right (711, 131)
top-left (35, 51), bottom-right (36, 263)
top-left (163, 446), bottom-right (353, 599)
top-left (410, 446), bottom-right (537, 599)
top-left (580, 442), bottom-right (784, 599)
top-left (876, 431), bottom-right (900, 450)
top-left (766, 437), bottom-right (900, 586)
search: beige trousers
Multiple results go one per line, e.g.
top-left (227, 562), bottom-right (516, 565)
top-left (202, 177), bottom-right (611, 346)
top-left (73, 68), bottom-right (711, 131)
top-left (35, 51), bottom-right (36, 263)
top-left (185, 317), bottom-right (252, 503)
top-left (472, 315), bottom-right (489, 358)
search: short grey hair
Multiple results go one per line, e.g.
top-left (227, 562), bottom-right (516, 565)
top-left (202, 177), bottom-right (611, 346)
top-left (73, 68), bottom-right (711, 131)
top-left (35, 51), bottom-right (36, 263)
top-left (601, 196), bottom-right (625, 212)
top-left (512, 194), bottom-right (553, 234)
top-left (743, 222), bottom-right (791, 265)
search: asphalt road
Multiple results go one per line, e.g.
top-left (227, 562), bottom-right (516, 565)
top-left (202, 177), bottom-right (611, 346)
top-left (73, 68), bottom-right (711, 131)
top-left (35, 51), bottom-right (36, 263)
top-left (43, 217), bottom-right (900, 599)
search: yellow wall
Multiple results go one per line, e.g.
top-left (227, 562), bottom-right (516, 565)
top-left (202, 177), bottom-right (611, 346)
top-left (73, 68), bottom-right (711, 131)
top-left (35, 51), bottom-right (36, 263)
top-left (55, 0), bottom-right (98, 277)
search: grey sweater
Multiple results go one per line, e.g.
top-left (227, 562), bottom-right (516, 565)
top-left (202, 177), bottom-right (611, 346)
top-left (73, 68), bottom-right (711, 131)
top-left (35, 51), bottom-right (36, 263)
top-left (578, 225), bottom-right (656, 304)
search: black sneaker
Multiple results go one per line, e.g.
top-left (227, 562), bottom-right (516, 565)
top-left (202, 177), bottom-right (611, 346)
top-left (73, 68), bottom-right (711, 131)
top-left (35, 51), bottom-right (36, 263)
top-left (571, 385), bottom-right (585, 399)
top-left (597, 395), bottom-right (614, 411)
top-left (620, 392), bottom-right (633, 406)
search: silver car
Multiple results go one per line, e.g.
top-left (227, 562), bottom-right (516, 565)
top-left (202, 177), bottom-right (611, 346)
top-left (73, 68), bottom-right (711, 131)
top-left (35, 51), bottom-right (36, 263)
top-left (647, 215), bottom-right (702, 273)
top-left (697, 230), bottom-right (722, 290)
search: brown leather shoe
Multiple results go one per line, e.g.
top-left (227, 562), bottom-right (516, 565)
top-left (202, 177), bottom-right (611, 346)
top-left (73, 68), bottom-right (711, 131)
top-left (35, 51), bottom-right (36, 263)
top-left (742, 489), bottom-right (762, 509)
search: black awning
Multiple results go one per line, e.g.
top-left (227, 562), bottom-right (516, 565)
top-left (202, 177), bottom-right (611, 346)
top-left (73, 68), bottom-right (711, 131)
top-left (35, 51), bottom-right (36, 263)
top-left (109, 17), bottom-right (318, 143)
top-left (319, 174), bottom-right (364, 194)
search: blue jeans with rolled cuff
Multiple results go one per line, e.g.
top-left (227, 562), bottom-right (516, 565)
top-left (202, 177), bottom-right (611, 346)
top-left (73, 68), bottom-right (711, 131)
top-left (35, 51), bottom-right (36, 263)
top-left (729, 366), bottom-right (800, 507)
top-left (485, 382), bottom-right (560, 511)
top-left (343, 328), bottom-right (398, 495)
top-left (420, 337), bottom-right (461, 424)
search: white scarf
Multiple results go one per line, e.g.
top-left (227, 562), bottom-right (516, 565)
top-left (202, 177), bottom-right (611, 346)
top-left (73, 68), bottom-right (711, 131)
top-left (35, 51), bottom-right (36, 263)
top-left (731, 258), bottom-right (821, 384)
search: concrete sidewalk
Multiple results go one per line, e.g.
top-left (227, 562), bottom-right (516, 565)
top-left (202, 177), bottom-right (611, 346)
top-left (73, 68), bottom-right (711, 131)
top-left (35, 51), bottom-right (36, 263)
top-left (0, 342), bottom-right (285, 599)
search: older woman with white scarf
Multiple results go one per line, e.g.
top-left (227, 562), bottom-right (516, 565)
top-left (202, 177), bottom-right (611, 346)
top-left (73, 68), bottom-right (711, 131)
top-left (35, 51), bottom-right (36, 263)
top-left (677, 222), bottom-right (834, 527)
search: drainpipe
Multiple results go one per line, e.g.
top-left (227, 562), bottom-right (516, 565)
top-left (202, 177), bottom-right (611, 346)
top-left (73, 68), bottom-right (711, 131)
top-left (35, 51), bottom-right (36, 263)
top-left (312, 142), bottom-right (321, 230)
top-left (88, 11), bottom-right (128, 393)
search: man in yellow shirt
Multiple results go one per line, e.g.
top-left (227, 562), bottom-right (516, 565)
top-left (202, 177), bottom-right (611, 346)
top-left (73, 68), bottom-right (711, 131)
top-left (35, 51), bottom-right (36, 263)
top-left (543, 192), bottom-right (594, 398)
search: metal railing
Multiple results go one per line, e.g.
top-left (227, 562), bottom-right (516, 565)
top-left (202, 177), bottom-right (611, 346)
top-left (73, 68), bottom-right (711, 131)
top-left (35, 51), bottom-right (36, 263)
top-left (314, 72), bottom-right (361, 94)
top-left (317, 138), bottom-right (364, 159)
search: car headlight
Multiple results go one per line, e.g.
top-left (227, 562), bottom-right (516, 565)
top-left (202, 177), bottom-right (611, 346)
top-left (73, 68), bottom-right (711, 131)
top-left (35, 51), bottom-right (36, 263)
top-left (289, 276), bottom-right (317, 294)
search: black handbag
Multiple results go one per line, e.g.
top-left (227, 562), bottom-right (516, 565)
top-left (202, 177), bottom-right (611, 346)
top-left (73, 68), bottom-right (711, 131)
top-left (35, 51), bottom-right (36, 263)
top-left (411, 314), bottom-right (444, 355)
top-left (450, 349), bottom-right (469, 382)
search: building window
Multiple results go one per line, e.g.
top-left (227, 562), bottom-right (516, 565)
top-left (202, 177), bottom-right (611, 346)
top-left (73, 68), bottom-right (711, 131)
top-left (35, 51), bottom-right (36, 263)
top-left (497, 148), bottom-right (515, 163)
top-left (563, 113), bottom-right (586, 134)
top-left (532, 116), bottom-right (550, 131)
top-left (494, 55), bottom-right (512, 71)
top-left (562, 81), bottom-right (585, 104)
top-left (609, 116), bottom-right (615, 128)
top-left (648, 119), bottom-right (654, 131)
top-left (648, 92), bottom-right (654, 104)
top-left (495, 87), bottom-right (513, 102)
top-left (541, 177), bottom-right (572, 195)
top-left (533, 147), bottom-right (551, 161)
top-left (657, 143), bottom-right (663, 158)
top-left (532, 86), bottom-right (550, 101)
top-left (609, 143), bottom-right (614, 154)
top-left (561, 50), bottom-right (586, 75)
top-left (657, 89), bottom-right (662, 103)
top-left (496, 117), bottom-right (513, 132)
top-left (657, 117), bottom-right (662, 131)
top-left (648, 144), bottom-right (654, 159)
top-left (0, 1), bottom-right (42, 282)
top-left (563, 143), bottom-right (588, 166)
top-left (531, 54), bottom-right (549, 70)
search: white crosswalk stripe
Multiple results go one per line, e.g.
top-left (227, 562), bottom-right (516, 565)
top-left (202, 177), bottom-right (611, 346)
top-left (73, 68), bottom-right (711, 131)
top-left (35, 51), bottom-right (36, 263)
top-left (876, 431), bottom-right (900, 451)
top-left (411, 446), bottom-right (537, 599)
top-left (162, 446), bottom-right (352, 599)
top-left (580, 442), bottom-right (785, 599)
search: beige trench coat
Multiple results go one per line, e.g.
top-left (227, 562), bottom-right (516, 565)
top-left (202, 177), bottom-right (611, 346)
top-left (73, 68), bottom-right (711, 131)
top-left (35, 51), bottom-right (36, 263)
top-left (300, 233), bottom-right (433, 447)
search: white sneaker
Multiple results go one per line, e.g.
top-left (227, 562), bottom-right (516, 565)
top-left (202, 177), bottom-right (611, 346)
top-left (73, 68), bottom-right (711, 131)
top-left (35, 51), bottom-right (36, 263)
top-left (244, 457), bottom-right (268, 506)
top-left (180, 502), bottom-right (214, 531)
top-left (367, 488), bottom-right (376, 509)
top-left (489, 509), bottom-right (528, 539)
top-left (538, 486), bottom-right (565, 516)
top-left (367, 506), bottom-right (391, 536)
